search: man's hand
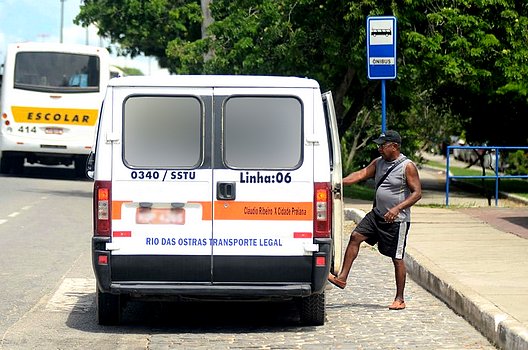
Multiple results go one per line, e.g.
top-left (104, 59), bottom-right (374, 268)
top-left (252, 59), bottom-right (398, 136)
top-left (384, 207), bottom-right (400, 222)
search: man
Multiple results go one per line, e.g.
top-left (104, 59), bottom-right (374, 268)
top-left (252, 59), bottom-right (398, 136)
top-left (328, 130), bottom-right (422, 310)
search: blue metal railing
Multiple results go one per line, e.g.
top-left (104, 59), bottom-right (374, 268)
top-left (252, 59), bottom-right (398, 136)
top-left (446, 146), bottom-right (528, 206)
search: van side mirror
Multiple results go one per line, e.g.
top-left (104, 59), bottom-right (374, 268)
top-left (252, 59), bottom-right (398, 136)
top-left (86, 151), bottom-right (95, 179)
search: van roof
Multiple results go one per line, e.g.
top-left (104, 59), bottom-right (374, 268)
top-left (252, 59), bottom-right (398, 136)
top-left (109, 75), bottom-right (320, 89)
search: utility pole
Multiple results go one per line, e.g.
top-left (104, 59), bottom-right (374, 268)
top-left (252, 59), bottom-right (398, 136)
top-left (60, 0), bottom-right (66, 43)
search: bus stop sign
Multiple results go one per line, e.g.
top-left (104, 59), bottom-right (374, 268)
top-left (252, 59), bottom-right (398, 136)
top-left (367, 16), bottom-right (397, 80)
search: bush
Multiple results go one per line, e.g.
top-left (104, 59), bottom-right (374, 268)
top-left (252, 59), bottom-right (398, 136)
top-left (505, 150), bottom-right (528, 176)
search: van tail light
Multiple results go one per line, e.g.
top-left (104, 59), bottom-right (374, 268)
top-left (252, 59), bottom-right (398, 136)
top-left (314, 182), bottom-right (332, 238)
top-left (94, 180), bottom-right (111, 237)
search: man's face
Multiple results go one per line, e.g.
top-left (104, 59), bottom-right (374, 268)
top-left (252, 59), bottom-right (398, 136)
top-left (378, 142), bottom-right (397, 159)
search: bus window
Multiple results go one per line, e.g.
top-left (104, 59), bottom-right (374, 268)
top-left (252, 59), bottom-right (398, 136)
top-left (14, 52), bottom-right (100, 93)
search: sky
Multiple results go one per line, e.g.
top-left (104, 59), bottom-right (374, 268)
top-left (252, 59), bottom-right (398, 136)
top-left (0, 0), bottom-right (169, 76)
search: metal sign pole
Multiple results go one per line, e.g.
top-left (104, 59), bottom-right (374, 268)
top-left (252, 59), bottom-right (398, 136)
top-left (381, 80), bottom-right (386, 132)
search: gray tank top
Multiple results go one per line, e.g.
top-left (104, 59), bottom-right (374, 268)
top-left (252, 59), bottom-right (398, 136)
top-left (374, 154), bottom-right (414, 222)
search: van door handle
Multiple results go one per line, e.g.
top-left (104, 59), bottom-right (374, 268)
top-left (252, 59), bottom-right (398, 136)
top-left (332, 183), bottom-right (341, 194)
top-left (217, 182), bottom-right (236, 200)
top-left (332, 183), bottom-right (342, 199)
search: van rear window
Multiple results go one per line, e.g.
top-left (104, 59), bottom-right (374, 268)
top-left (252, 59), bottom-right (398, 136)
top-left (223, 96), bottom-right (302, 169)
top-left (123, 96), bottom-right (202, 168)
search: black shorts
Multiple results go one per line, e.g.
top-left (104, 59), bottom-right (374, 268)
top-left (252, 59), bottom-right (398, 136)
top-left (354, 210), bottom-right (411, 259)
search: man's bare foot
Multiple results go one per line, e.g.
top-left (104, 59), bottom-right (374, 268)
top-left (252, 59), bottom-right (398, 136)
top-left (388, 299), bottom-right (406, 310)
top-left (328, 274), bottom-right (346, 289)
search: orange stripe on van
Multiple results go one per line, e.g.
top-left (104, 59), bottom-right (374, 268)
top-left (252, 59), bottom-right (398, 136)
top-left (188, 201), bottom-right (213, 220)
top-left (112, 201), bottom-right (132, 220)
top-left (214, 201), bottom-right (313, 221)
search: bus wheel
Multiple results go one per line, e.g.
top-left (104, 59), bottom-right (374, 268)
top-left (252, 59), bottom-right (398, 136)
top-left (0, 155), bottom-right (24, 175)
top-left (96, 290), bottom-right (121, 325)
top-left (11, 156), bottom-right (24, 175)
top-left (0, 156), bottom-right (10, 174)
top-left (298, 292), bottom-right (325, 326)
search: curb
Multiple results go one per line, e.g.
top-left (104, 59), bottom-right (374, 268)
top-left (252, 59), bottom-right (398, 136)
top-left (344, 207), bottom-right (528, 350)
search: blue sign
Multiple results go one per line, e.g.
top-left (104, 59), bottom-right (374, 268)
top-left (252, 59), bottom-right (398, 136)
top-left (367, 16), bottom-right (397, 80)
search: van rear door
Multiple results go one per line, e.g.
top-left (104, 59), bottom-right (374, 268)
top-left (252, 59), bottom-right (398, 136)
top-left (211, 88), bottom-right (315, 284)
top-left (106, 85), bottom-right (320, 287)
top-left (322, 92), bottom-right (344, 274)
top-left (108, 87), bottom-right (214, 283)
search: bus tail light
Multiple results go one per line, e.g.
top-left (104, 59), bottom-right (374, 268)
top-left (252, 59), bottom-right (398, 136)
top-left (314, 182), bottom-right (332, 238)
top-left (94, 180), bottom-right (111, 237)
top-left (2, 113), bottom-right (9, 126)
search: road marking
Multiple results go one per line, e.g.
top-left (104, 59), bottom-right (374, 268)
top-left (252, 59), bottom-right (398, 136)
top-left (0, 219), bottom-right (7, 225)
top-left (45, 278), bottom-right (95, 313)
top-left (21, 205), bottom-right (32, 210)
top-left (8, 212), bottom-right (20, 218)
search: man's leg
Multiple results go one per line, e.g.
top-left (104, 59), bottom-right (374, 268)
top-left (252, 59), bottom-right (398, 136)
top-left (389, 258), bottom-right (406, 309)
top-left (334, 231), bottom-right (368, 282)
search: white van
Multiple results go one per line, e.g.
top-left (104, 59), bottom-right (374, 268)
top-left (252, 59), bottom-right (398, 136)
top-left (89, 75), bottom-right (343, 325)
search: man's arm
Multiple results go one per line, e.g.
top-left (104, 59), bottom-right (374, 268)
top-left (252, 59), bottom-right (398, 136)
top-left (384, 162), bottom-right (422, 222)
top-left (342, 158), bottom-right (377, 186)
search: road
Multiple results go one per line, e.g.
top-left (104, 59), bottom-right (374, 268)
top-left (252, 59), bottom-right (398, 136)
top-left (0, 166), bottom-right (495, 349)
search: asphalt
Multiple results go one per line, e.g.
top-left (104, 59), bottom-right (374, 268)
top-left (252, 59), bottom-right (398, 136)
top-left (343, 154), bottom-right (528, 350)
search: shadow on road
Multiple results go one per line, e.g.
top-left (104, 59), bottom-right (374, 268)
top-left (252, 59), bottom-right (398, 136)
top-left (0, 164), bottom-right (90, 182)
top-left (66, 297), bottom-right (308, 333)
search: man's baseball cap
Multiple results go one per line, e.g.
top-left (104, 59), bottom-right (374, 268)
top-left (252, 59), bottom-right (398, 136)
top-left (373, 130), bottom-right (402, 145)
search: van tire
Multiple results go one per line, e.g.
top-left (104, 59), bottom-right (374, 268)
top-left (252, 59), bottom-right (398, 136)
top-left (97, 290), bottom-right (121, 325)
top-left (299, 292), bottom-right (325, 326)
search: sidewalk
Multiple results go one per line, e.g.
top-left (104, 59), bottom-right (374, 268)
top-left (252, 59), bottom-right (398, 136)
top-left (343, 161), bottom-right (528, 350)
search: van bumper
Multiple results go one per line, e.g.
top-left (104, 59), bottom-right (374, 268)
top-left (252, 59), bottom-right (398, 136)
top-left (104, 283), bottom-right (314, 298)
top-left (93, 238), bottom-right (331, 299)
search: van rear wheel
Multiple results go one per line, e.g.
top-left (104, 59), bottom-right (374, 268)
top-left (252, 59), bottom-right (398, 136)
top-left (96, 290), bottom-right (121, 325)
top-left (299, 292), bottom-right (325, 326)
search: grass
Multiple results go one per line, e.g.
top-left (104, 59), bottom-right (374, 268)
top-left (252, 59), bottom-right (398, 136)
top-left (425, 158), bottom-right (528, 199)
top-left (343, 183), bottom-right (375, 201)
top-left (342, 158), bottom-right (528, 201)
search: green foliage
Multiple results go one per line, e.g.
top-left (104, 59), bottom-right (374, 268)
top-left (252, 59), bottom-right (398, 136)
top-left (506, 150), bottom-right (528, 176)
top-left (426, 156), bottom-right (528, 197)
top-left (76, 0), bottom-right (528, 169)
top-left (121, 67), bottom-right (143, 76)
top-left (396, 1), bottom-right (528, 146)
top-left (343, 183), bottom-right (375, 202)
top-left (75, 0), bottom-right (202, 67)
top-left (113, 66), bottom-right (143, 76)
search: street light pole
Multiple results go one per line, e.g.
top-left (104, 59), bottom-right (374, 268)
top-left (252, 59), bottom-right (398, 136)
top-left (60, 0), bottom-right (66, 43)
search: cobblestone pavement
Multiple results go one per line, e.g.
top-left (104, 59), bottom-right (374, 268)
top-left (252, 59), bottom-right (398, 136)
top-left (126, 229), bottom-right (496, 349)
top-left (1, 226), bottom-right (496, 350)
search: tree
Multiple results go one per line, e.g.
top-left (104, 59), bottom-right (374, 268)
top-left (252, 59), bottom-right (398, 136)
top-left (76, 0), bottom-right (528, 168)
top-left (76, 0), bottom-right (385, 136)
top-left (75, 0), bottom-right (203, 68)
top-left (395, 1), bottom-right (528, 146)
top-left (117, 66), bottom-right (144, 76)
